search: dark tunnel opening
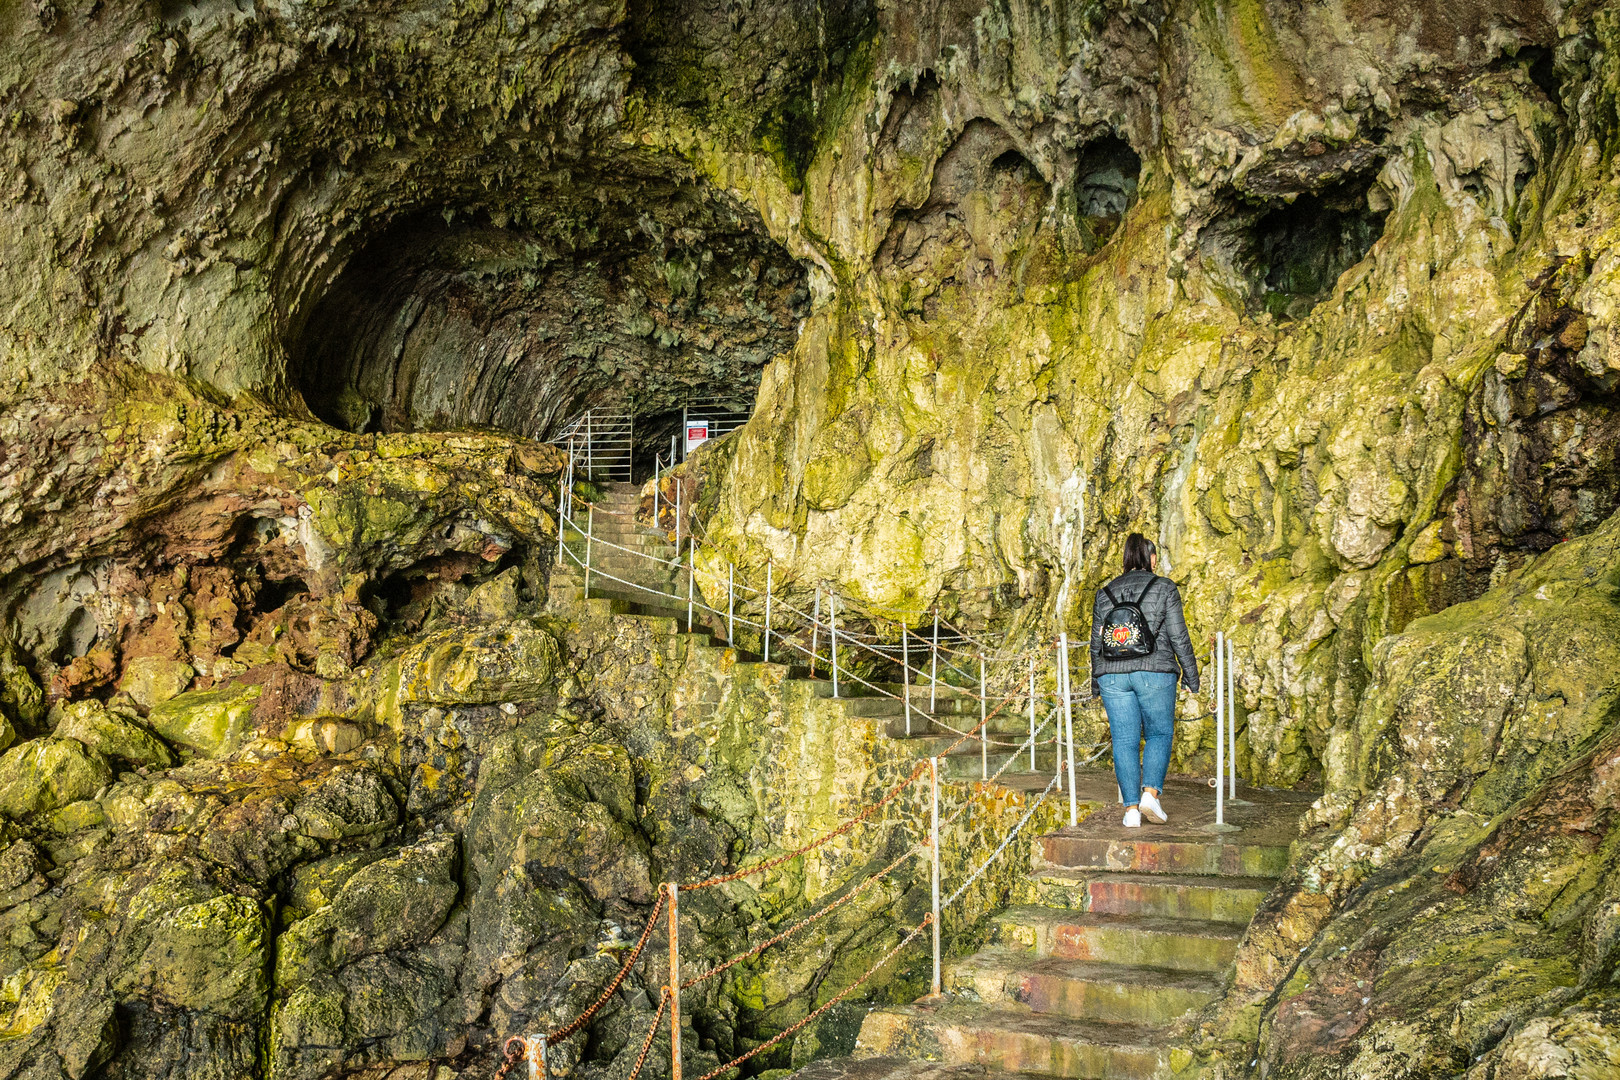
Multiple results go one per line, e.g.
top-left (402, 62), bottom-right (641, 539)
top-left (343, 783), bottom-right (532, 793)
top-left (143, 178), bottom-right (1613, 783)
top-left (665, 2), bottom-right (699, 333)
top-left (291, 179), bottom-right (809, 482)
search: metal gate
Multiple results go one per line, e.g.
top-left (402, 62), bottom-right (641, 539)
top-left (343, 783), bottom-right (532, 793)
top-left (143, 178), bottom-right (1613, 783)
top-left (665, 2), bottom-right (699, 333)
top-left (681, 400), bottom-right (750, 458)
top-left (550, 410), bottom-right (633, 482)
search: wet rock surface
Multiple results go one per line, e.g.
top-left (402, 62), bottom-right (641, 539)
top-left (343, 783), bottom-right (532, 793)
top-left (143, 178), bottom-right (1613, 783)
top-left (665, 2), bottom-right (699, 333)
top-left (3, 0), bottom-right (1620, 1078)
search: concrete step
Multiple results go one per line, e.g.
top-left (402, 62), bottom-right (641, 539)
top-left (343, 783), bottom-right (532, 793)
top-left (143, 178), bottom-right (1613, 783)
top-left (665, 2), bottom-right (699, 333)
top-left (1036, 832), bottom-right (1291, 879)
top-left (945, 948), bottom-right (1220, 1026)
top-left (1031, 870), bottom-right (1274, 925)
top-left (856, 1002), bottom-right (1162, 1080)
top-left (991, 907), bottom-right (1242, 973)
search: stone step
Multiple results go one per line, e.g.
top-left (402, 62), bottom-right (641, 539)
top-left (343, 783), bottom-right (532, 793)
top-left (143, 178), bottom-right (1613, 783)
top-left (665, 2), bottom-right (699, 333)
top-left (991, 907), bottom-right (1242, 973)
top-left (1031, 870), bottom-right (1274, 925)
top-left (856, 1002), bottom-right (1161, 1080)
top-left (1036, 832), bottom-right (1291, 879)
top-left (834, 696), bottom-right (910, 718)
top-left (883, 713), bottom-right (1037, 738)
top-left (945, 948), bottom-right (1221, 1026)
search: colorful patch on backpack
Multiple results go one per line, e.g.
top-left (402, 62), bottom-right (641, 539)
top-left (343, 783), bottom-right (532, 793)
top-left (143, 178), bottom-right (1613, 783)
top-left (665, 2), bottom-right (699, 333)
top-left (1109, 624), bottom-right (1137, 646)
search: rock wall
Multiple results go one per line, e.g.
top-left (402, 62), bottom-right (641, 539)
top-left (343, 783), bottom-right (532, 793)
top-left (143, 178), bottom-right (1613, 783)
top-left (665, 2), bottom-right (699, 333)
top-left (3, 0), bottom-right (1620, 1077)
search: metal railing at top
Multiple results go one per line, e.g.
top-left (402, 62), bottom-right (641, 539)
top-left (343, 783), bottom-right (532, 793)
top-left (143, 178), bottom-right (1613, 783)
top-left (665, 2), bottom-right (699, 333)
top-left (550, 410), bottom-right (633, 483)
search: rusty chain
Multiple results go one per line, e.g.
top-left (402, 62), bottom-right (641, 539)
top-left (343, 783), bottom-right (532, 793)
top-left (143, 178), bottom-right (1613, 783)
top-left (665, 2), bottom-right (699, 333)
top-left (693, 913), bottom-right (935, 1080)
top-left (545, 889), bottom-right (666, 1046)
top-left (625, 988), bottom-right (670, 1080)
top-left (682, 843), bottom-right (919, 990)
top-left (493, 1037), bottom-right (527, 1080)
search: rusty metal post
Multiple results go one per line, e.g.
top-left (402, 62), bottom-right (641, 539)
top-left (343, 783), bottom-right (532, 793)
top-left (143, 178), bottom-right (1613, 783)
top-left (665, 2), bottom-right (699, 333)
top-left (667, 881), bottom-right (681, 1080)
top-left (930, 755), bottom-right (941, 996)
top-left (764, 562), bottom-right (773, 664)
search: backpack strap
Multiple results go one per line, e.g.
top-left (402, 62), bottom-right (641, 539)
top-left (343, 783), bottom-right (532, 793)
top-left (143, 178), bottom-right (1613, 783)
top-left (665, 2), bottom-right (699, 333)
top-left (1101, 585), bottom-right (1120, 608)
top-left (1132, 575), bottom-right (1158, 605)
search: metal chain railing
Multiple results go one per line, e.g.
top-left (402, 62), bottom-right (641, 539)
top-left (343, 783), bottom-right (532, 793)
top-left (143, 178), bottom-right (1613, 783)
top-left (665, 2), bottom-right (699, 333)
top-left (491, 448), bottom-right (1251, 1080)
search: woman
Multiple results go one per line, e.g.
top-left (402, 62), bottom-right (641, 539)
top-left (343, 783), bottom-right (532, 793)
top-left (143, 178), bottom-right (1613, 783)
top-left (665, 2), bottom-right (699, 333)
top-left (1089, 533), bottom-right (1199, 828)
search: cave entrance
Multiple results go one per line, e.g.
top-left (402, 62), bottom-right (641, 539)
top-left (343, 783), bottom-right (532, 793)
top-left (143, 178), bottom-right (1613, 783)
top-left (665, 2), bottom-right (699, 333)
top-left (291, 177), bottom-right (809, 483)
top-left (1242, 180), bottom-right (1388, 319)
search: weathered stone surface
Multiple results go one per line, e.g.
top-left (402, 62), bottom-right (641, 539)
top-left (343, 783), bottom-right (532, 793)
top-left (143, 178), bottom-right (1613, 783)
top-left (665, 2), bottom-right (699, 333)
top-left (0, 737), bottom-right (113, 819)
top-left (53, 700), bottom-right (175, 769)
top-left (146, 684), bottom-right (264, 760)
top-left (1, 0), bottom-right (1619, 1078)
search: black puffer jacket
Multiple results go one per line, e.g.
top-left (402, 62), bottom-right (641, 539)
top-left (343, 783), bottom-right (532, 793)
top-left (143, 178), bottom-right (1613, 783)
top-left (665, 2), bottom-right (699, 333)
top-left (1088, 570), bottom-right (1200, 695)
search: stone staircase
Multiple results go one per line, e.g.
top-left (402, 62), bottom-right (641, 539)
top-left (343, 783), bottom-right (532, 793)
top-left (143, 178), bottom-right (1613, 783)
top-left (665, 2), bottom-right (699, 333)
top-left (548, 482), bottom-right (977, 732)
top-left (553, 483), bottom-right (1316, 1080)
top-left (846, 774), bottom-right (1314, 1080)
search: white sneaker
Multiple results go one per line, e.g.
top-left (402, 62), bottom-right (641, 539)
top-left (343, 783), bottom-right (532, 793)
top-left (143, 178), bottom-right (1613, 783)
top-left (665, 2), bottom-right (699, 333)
top-left (1122, 807), bottom-right (1142, 828)
top-left (1140, 791), bottom-right (1168, 824)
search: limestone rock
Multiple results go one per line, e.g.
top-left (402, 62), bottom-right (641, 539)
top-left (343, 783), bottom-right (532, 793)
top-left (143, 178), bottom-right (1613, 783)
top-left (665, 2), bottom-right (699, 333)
top-left (53, 700), bottom-right (175, 769)
top-left (0, 737), bottom-right (113, 819)
top-left (117, 656), bottom-right (195, 711)
top-left (274, 838), bottom-right (460, 988)
top-left (395, 621), bottom-right (560, 706)
top-left (146, 684), bottom-right (263, 759)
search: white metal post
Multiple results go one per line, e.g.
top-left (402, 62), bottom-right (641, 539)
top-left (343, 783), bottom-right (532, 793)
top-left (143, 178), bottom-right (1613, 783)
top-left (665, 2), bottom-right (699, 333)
top-left (902, 627), bottom-right (912, 736)
top-left (1228, 636), bottom-right (1239, 799)
top-left (1028, 655), bottom-right (1037, 771)
top-left (586, 411), bottom-right (593, 478)
top-left (830, 592), bottom-right (840, 699)
top-left (681, 405), bottom-right (688, 462)
top-left (1060, 632), bottom-right (1077, 826)
top-left (1215, 632), bottom-right (1225, 827)
top-left (686, 537), bottom-right (695, 633)
top-left (674, 477), bottom-right (683, 549)
top-left (670, 433), bottom-right (677, 470)
top-left (764, 563), bottom-right (773, 663)
top-left (929, 755), bottom-right (941, 996)
top-left (810, 588), bottom-right (821, 678)
top-left (929, 609), bottom-right (940, 712)
top-left (979, 654), bottom-right (988, 781)
top-left (584, 506), bottom-right (594, 600)
top-left (556, 501), bottom-right (566, 568)
top-left (726, 563), bottom-right (735, 645)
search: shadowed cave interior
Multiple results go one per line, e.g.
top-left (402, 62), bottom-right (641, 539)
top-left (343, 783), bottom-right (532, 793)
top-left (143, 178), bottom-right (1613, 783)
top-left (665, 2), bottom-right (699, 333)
top-left (292, 179), bottom-right (809, 477)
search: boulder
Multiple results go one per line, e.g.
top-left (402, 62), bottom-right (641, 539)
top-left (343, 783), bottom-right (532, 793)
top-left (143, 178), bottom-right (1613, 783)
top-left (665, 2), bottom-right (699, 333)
top-left (146, 683), bottom-right (263, 759)
top-left (117, 656), bottom-right (195, 711)
top-left (0, 738), bottom-right (114, 818)
top-left (53, 699), bottom-right (175, 769)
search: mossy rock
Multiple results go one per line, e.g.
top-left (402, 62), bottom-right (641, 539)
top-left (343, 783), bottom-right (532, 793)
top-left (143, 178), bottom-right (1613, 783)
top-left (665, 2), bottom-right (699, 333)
top-left (116, 656), bottom-right (195, 711)
top-left (53, 700), bottom-right (175, 769)
top-left (122, 893), bottom-right (270, 1018)
top-left (0, 737), bottom-right (114, 819)
top-left (275, 838), bottom-right (459, 988)
top-left (146, 683), bottom-right (264, 759)
top-left (397, 621), bottom-right (560, 705)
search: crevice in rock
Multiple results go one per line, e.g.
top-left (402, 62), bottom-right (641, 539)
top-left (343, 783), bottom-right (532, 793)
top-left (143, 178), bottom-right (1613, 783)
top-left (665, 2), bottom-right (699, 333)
top-left (1073, 133), bottom-right (1141, 252)
top-left (1222, 174), bottom-right (1390, 320)
top-left (877, 119), bottom-right (1051, 315)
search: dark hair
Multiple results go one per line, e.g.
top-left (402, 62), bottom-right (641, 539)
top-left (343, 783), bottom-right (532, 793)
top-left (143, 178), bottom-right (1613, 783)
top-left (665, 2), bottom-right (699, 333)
top-left (1122, 533), bottom-right (1157, 573)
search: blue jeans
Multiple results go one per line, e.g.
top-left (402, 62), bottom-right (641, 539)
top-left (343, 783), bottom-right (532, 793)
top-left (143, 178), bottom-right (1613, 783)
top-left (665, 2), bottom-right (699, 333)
top-left (1099, 671), bottom-right (1177, 806)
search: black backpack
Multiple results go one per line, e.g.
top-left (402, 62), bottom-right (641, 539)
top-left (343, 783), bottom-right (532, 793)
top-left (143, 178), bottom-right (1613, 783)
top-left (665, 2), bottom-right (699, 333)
top-left (1098, 576), bottom-right (1159, 660)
